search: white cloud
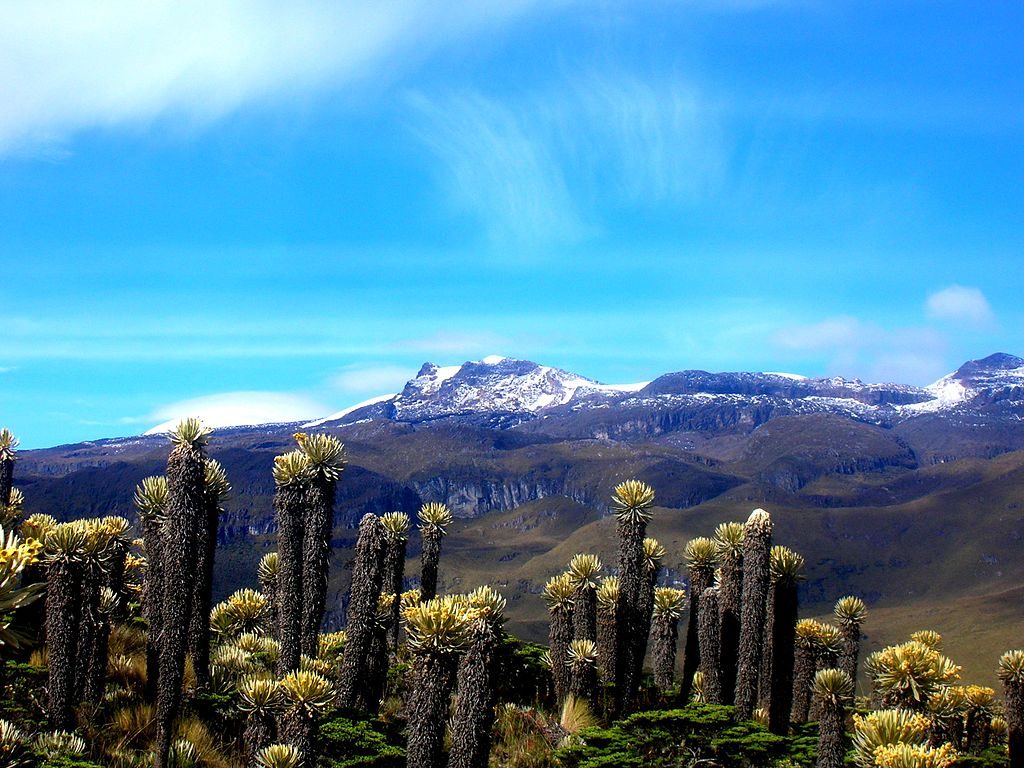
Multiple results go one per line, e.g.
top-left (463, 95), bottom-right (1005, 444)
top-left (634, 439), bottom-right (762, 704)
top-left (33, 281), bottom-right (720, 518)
top-left (328, 364), bottom-right (414, 393)
top-left (925, 285), bottom-right (995, 327)
top-left (0, 1), bottom-right (549, 155)
top-left (771, 315), bottom-right (948, 384)
top-left (408, 72), bottom-right (723, 244)
top-left (142, 390), bottom-right (330, 434)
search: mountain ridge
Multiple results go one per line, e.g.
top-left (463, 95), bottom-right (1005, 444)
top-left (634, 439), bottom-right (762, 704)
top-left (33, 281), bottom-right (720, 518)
top-left (292, 351), bottom-right (1023, 434)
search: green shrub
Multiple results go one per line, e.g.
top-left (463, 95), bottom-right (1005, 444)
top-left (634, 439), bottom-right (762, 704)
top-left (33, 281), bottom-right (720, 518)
top-left (0, 662), bottom-right (48, 732)
top-left (38, 758), bottom-right (106, 768)
top-left (317, 714), bottom-right (404, 768)
top-left (556, 704), bottom-right (793, 768)
top-left (493, 636), bottom-right (553, 708)
top-left (951, 746), bottom-right (1011, 768)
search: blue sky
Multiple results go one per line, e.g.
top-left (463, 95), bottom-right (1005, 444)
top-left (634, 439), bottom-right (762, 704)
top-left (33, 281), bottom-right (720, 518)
top-left (1, 0), bottom-right (1022, 448)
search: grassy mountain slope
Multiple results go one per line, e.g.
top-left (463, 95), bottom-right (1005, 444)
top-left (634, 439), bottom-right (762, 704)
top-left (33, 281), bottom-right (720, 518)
top-left (13, 403), bottom-right (1024, 685)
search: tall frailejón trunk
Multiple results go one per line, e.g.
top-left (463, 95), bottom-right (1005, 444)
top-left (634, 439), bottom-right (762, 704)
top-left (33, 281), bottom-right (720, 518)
top-left (651, 587), bottom-right (686, 693)
top-left (734, 508), bottom-right (773, 722)
top-left (448, 587), bottom-right (506, 768)
top-left (81, 521), bottom-right (125, 707)
top-left (338, 513), bottom-right (386, 710)
top-left (417, 502), bottom-right (452, 602)
top-left (190, 459), bottom-right (229, 691)
top-left (714, 521), bottom-right (744, 705)
top-left (364, 594), bottom-right (395, 714)
top-left (48, 564), bottom-right (82, 728)
top-left (611, 480), bottom-right (655, 715)
top-left (813, 669), bottom-right (853, 768)
top-left (614, 515), bottom-right (644, 713)
top-left (295, 432), bottom-right (346, 659)
top-left (105, 533), bottom-right (129, 623)
top-left (759, 585), bottom-right (775, 710)
top-left (273, 451), bottom-right (311, 676)
top-left (300, 474), bottom-right (334, 657)
top-left (154, 419), bottom-right (211, 768)
top-left (134, 476), bottom-right (168, 703)
top-left (697, 586), bottom-right (722, 704)
top-left (407, 651), bottom-right (460, 768)
top-left (380, 512), bottom-right (411, 654)
top-left (628, 537), bottom-right (664, 699)
top-left (767, 546), bottom-right (804, 735)
top-left (681, 537), bottom-right (717, 704)
top-left (543, 573), bottom-right (574, 708)
top-left (834, 596), bottom-right (867, 693)
top-left (74, 555), bottom-right (103, 704)
top-left (791, 620), bottom-right (819, 725)
top-left (258, 552), bottom-right (280, 641)
top-left (595, 577), bottom-right (619, 690)
top-left (42, 524), bottom-right (86, 731)
top-left (420, 533), bottom-right (441, 602)
top-left (404, 595), bottom-right (471, 768)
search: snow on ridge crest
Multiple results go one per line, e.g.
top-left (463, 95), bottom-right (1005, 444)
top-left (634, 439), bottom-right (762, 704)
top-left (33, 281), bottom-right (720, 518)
top-left (134, 353), bottom-right (1023, 435)
top-left (396, 356), bottom-right (606, 419)
top-left (303, 393), bottom-right (395, 428)
top-left (300, 352), bottom-right (1024, 429)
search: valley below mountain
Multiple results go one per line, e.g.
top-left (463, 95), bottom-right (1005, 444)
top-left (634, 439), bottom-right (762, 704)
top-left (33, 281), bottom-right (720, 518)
top-left (15, 352), bottom-right (1024, 684)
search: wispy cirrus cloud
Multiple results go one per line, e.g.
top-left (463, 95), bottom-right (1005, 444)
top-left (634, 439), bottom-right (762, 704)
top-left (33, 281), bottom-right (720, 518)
top-left (407, 91), bottom-right (590, 245)
top-left (0, 0), bottom-right (553, 155)
top-left (561, 72), bottom-right (726, 204)
top-left (407, 72), bottom-right (724, 244)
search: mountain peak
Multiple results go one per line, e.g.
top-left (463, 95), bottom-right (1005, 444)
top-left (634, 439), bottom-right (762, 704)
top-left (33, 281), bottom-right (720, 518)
top-left (913, 352), bottom-right (1024, 413)
top-left (396, 357), bottom-right (598, 421)
top-left (954, 352), bottom-right (1024, 378)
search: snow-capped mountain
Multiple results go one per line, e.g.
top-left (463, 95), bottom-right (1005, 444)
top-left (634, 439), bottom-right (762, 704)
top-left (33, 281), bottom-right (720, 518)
top-left (305, 353), bottom-right (1024, 433)
top-left (907, 352), bottom-right (1024, 412)
top-left (306, 355), bottom-right (649, 428)
top-left (134, 352), bottom-right (1024, 437)
top-left (394, 356), bottom-right (648, 420)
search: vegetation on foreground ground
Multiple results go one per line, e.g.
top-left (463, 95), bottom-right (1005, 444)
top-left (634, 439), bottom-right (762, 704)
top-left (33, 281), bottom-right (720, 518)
top-left (0, 424), bottom-right (1017, 767)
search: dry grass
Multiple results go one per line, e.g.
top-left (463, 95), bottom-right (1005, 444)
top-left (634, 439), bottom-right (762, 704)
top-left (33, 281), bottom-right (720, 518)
top-left (559, 696), bottom-right (597, 736)
top-left (176, 717), bottom-right (233, 768)
top-left (490, 704), bottom-right (559, 768)
top-left (108, 625), bottom-right (148, 658)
